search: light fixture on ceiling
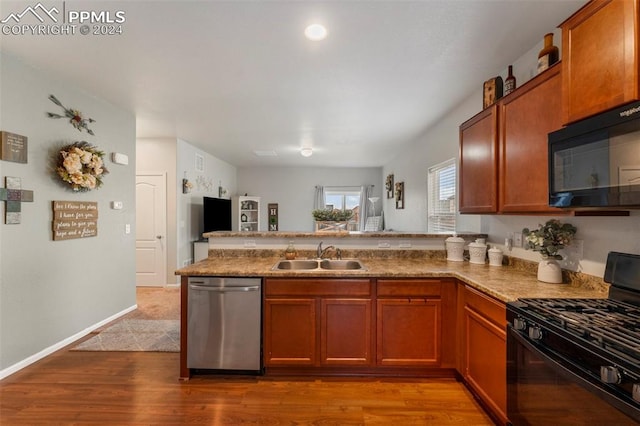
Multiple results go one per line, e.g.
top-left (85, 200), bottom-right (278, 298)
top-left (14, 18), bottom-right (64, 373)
top-left (304, 24), bottom-right (327, 41)
top-left (300, 147), bottom-right (313, 157)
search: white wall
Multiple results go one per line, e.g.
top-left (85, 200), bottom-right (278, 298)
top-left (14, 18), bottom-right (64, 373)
top-left (380, 28), bottom-right (640, 278)
top-left (136, 138), bottom-right (177, 285)
top-left (237, 167), bottom-right (383, 231)
top-left (0, 53), bottom-right (136, 374)
top-left (177, 139), bottom-right (236, 268)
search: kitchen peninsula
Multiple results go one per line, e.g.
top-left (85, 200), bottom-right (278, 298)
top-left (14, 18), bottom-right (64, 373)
top-left (176, 231), bottom-right (609, 425)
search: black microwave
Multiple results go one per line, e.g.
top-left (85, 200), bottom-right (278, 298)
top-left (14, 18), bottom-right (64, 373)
top-left (548, 101), bottom-right (640, 208)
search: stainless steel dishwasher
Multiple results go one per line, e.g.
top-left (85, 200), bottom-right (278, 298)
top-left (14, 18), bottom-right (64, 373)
top-left (187, 277), bottom-right (262, 372)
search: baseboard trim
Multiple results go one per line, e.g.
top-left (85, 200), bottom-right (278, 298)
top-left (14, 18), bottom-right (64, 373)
top-left (0, 304), bottom-right (137, 381)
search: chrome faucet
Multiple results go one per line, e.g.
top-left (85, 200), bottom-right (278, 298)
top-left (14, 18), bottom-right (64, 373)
top-left (316, 242), bottom-right (336, 259)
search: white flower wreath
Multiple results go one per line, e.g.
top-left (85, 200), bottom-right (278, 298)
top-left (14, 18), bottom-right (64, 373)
top-left (56, 142), bottom-right (108, 191)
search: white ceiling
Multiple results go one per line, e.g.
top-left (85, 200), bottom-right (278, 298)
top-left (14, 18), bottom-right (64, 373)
top-left (1, 0), bottom-right (586, 168)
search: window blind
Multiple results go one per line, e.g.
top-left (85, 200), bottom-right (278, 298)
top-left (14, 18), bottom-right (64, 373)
top-left (427, 159), bottom-right (457, 232)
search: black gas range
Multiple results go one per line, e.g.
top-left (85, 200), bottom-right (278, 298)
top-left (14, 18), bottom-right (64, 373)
top-left (507, 252), bottom-right (640, 425)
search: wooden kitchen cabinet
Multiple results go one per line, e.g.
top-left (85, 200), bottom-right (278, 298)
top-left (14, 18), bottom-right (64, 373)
top-left (263, 278), bottom-right (373, 368)
top-left (264, 298), bottom-right (316, 365)
top-left (376, 279), bottom-right (449, 367)
top-left (460, 64), bottom-right (566, 215)
top-left (321, 298), bottom-right (372, 365)
top-left (459, 105), bottom-right (499, 213)
top-left (561, 0), bottom-right (640, 123)
top-left (459, 285), bottom-right (507, 425)
top-left (499, 64), bottom-right (564, 213)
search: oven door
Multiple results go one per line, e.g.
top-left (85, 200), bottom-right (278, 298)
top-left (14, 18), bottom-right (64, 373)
top-left (507, 325), bottom-right (640, 425)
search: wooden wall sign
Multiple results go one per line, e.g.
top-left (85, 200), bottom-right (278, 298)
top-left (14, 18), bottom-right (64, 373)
top-left (52, 201), bottom-right (98, 240)
top-left (1, 131), bottom-right (28, 163)
top-left (268, 203), bottom-right (278, 231)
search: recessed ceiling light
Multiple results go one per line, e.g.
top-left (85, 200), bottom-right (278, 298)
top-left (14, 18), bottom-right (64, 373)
top-left (300, 147), bottom-right (313, 157)
top-left (253, 150), bottom-right (277, 157)
top-left (305, 24), bottom-right (327, 41)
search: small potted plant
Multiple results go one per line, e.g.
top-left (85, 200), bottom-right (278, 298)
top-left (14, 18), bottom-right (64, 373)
top-left (523, 219), bottom-right (577, 283)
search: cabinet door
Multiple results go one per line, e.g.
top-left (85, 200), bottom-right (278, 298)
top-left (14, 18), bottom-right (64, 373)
top-left (376, 299), bottom-right (441, 366)
top-left (459, 105), bottom-right (499, 213)
top-left (264, 298), bottom-right (316, 366)
top-left (321, 299), bottom-right (372, 365)
top-left (499, 65), bottom-right (565, 213)
top-left (562, 0), bottom-right (639, 123)
top-left (462, 288), bottom-right (507, 424)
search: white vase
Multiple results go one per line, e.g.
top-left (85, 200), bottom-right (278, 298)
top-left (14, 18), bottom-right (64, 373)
top-left (537, 259), bottom-right (563, 283)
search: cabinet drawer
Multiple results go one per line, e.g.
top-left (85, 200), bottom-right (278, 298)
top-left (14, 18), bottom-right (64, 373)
top-left (464, 285), bottom-right (506, 328)
top-left (265, 278), bottom-right (372, 297)
top-left (377, 279), bottom-right (442, 297)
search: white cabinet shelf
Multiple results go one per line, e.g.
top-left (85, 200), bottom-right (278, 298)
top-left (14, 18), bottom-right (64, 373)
top-left (232, 196), bottom-right (261, 231)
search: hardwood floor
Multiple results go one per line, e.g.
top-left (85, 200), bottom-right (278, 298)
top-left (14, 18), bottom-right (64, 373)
top-left (0, 287), bottom-right (494, 425)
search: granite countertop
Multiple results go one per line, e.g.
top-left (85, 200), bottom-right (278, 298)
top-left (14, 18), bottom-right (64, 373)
top-left (203, 230), bottom-right (487, 239)
top-left (175, 254), bottom-right (608, 303)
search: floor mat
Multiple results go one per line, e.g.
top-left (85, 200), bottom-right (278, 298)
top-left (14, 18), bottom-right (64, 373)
top-left (72, 319), bottom-right (179, 352)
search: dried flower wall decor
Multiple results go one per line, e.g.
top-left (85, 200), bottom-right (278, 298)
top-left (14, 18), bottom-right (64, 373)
top-left (47, 95), bottom-right (96, 135)
top-left (385, 174), bottom-right (394, 198)
top-left (56, 142), bottom-right (108, 192)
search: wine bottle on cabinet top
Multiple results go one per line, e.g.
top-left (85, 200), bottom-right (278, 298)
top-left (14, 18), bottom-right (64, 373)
top-left (537, 33), bottom-right (559, 74)
top-left (504, 65), bottom-right (516, 95)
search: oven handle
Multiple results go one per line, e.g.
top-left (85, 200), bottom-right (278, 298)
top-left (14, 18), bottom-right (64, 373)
top-left (508, 326), bottom-right (640, 422)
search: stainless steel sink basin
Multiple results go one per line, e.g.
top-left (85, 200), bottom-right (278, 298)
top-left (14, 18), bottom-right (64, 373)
top-left (319, 259), bottom-right (366, 270)
top-left (272, 260), bottom-right (320, 270)
top-left (271, 259), bottom-right (367, 271)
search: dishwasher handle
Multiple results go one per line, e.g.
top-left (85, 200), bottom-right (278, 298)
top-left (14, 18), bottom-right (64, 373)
top-left (189, 284), bottom-right (260, 292)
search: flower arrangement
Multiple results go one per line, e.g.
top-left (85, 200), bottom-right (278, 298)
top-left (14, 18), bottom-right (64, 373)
top-left (523, 219), bottom-right (577, 259)
top-left (56, 141), bottom-right (108, 191)
top-left (312, 208), bottom-right (353, 222)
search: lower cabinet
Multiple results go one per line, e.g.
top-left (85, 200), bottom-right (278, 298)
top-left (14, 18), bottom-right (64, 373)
top-left (263, 278), bottom-right (373, 367)
top-left (264, 277), bottom-right (453, 372)
top-left (376, 279), bottom-right (442, 366)
top-left (459, 285), bottom-right (507, 425)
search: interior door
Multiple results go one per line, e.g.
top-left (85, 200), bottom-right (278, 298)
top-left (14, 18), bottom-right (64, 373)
top-left (135, 173), bottom-right (167, 286)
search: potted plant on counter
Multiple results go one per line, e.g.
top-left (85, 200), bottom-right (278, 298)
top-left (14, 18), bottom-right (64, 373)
top-left (523, 219), bottom-right (577, 283)
top-left (312, 208), bottom-right (353, 232)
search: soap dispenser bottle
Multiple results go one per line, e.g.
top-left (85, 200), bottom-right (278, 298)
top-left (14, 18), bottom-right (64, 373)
top-left (285, 241), bottom-right (297, 260)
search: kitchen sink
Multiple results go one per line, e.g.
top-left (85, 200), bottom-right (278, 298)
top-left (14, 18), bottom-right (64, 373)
top-left (272, 260), bottom-right (320, 270)
top-left (319, 259), bottom-right (365, 270)
top-left (271, 259), bottom-right (367, 271)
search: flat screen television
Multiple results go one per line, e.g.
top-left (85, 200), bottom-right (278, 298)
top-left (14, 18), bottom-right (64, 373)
top-left (203, 197), bottom-right (232, 233)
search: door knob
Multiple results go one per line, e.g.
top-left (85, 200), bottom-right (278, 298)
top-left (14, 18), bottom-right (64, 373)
top-left (156, 235), bottom-right (163, 239)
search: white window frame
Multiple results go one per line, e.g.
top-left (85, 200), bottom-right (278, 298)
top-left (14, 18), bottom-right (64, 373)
top-left (427, 158), bottom-right (457, 232)
top-left (323, 186), bottom-right (362, 230)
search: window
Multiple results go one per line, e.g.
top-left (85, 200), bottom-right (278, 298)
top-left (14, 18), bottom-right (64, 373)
top-left (427, 159), bottom-right (457, 232)
top-left (324, 187), bottom-right (362, 229)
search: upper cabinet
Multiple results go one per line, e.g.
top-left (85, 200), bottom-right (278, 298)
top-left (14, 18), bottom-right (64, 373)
top-left (499, 65), bottom-right (564, 214)
top-left (459, 66), bottom-right (565, 214)
top-left (561, 0), bottom-right (640, 124)
top-left (459, 105), bottom-right (499, 214)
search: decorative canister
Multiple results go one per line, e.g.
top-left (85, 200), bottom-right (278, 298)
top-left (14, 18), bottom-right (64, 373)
top-left (488, 246), bottom-right (504, 267)
top-left (469, 239), bottom-right (488, 264)
top-left (445, 235), bottom-right (465, 262)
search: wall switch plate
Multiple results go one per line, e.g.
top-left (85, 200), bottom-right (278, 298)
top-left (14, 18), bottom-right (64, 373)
top-left (513, 232), bottom-right (523, 248)
top-left (111, 201), bottom-right (123, 210)
top-left (125, 224), bottom-right (131, 234)
top-left (111, 152), bottom-right (129, 165)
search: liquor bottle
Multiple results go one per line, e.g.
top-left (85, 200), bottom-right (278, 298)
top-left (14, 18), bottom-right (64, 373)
top-left (504, 65), bottom-right (516, 95)
top-left (537, 33), bottom-right (559, 74)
